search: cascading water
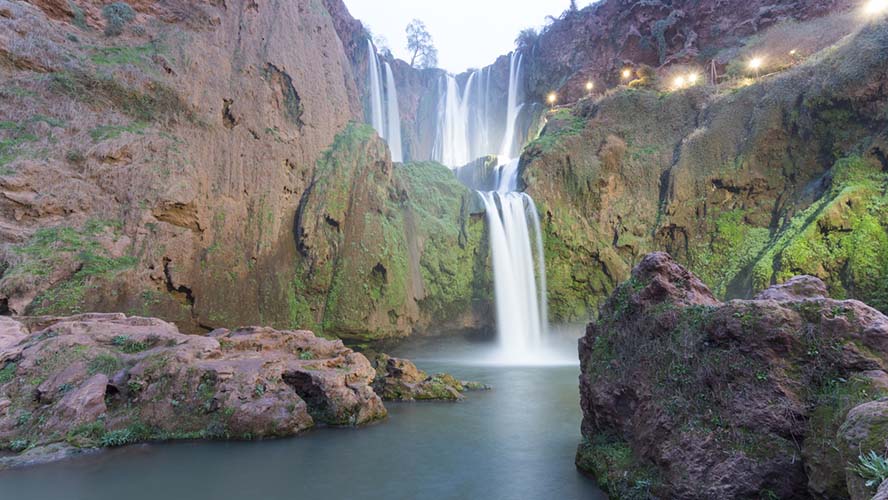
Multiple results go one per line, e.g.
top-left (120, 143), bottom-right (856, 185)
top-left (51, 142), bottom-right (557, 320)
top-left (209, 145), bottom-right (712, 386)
top-left (433, 51), bottom-right (550, 363)
top-left (365, 40), bottom-right (403, 162)
top-left (383, 62), bottom-right (403, 162)
top-left (498, 52), bottom-right (524, 160)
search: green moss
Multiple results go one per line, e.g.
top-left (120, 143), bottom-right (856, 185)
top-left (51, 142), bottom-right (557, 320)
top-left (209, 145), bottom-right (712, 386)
top-left (689, 208), bottom-right (770, 298)
top-left (751, 155), bottom-right (888, 312)
top-left (295, 124), bottom-right (486, 340)
top-left (525, 108), bottom-right (587, 153)
top-left (576, 432), bottom-right (660, 499)
top-left (0, 220), bottom-right (137, 316)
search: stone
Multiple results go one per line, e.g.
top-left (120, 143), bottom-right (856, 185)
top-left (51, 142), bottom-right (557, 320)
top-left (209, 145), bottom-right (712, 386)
top-left (0, 314), bottom-right (386, 462)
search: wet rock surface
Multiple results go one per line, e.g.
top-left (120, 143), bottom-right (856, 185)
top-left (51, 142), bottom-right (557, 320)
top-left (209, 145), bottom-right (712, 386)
top-left (577, 252), bottom-right (888, 499)
top-left (371, 353), bottom-right (489, 401)
top-left (0, 313), bottom-right (386, 469)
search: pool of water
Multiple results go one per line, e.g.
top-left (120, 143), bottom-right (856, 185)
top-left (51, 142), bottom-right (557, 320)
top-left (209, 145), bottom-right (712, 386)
top-left (0, 331), bottom-right (605, 500)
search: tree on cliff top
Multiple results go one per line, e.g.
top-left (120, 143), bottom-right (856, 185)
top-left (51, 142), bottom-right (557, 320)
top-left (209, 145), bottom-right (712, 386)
top-left (406, 19), bottom-right (438, 69)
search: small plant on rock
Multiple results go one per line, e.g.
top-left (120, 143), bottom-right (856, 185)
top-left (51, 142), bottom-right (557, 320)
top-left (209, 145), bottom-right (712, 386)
top-left (850, 451), bottom-right (888, 487)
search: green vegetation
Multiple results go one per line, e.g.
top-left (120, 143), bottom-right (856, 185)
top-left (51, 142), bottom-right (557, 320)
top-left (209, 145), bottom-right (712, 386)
top-left (525, 108), bottom-right (586, 153)
top-left (88, 354), bottom-right (122, 375)
top-left (0, 220), bottom-right (137, 315)
top-left (112, 335), bottom-right (150, 353)
top-left (90, 122), bottom-right (147, 141)
top-left (291, 123), bottom-right (487, 340)
top-left (690, 208), bottom-right (770, 298)
top-left (576, 432), bottom-right (659, 499)
top-left (49, 70), bottom-right (191, 124)
top-left (851, 451), bottom-right (888, 488)
top-left (0, 362), bottom-right (17, 384)
top-left (751, 155), bottom-right (888, 312)
top-left (90, 44), bottom-right (162, 67)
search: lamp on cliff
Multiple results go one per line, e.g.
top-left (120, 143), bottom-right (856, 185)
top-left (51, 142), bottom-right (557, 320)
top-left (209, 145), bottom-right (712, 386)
top-left (621, 68), bottom-right (632, 80)
top-left (585, 81), bottom-right (594, 92)
top-left (864, 0), bottom-right (888, 16)
top-left (547, 93), bottom-right (558, 105)
top-left (748, 57), bottom-right (764, 78)
top-left (673, 76), bottom-right (686, 90)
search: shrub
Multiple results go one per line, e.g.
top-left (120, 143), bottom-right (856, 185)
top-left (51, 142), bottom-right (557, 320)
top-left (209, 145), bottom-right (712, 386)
top-left (102, 2), bottom-right (136, 37)
top-left (88, 353), bottom-right (122, 375)
top-left (850, 451), bottom-right (888, 488)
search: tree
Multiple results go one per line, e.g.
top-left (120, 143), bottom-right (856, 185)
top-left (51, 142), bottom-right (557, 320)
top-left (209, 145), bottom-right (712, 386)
top-left (406, 19), bottom-right (438, 69)
top-left (515, 28), bottom-right (538, 51)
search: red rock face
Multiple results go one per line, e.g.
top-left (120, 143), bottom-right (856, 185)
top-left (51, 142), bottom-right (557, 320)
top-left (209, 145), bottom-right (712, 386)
top-left (578, 253), bottom-right (888, 498)
top-left (524, 0), bottom-right (856, 102)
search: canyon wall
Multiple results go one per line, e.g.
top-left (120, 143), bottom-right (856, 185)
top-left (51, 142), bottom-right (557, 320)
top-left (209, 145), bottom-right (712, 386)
top-left (0, 0), bottom-right (490, 340)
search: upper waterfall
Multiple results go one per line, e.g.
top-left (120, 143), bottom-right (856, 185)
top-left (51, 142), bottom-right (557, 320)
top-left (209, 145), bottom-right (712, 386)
top-left (365, 40), bottom-right (403, 163)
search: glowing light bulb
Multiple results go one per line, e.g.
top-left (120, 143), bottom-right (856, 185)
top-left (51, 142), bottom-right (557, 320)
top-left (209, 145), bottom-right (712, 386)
top-left (865, 0), bottom-right (888, 16)
top-left (687, 73), bottom-right (699, 84)
top-left (547, 93), bottom-right (557, 105)
top-left (622, 68), bottom-right (632, 79)
top-left (673, 76), bottom-right (686, 89)
top-left (749, 57), bottom-right (763, 71)
top-left (585, 81), bottom-right (594, 91)
top-left (789, 49), bottom-right (798, 56)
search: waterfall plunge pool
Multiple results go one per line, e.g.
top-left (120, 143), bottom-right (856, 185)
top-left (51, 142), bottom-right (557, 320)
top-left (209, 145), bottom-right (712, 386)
top-left (0, 328), bottom-right (605, 500)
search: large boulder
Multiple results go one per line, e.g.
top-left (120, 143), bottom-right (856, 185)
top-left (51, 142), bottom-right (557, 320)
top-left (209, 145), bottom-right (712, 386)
top-left (0, 313), bottom-right (386, 467)
top-left (577, 252), bottom-right (888, 499)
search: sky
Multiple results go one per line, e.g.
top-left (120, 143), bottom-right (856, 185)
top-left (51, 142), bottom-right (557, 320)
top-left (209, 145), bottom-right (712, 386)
top-left (344, 0), bottom-right (592, 74)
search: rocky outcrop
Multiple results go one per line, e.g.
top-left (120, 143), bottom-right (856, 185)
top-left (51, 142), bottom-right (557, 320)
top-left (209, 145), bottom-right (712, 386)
top-left (371, 353), bottom-right (488, 401)
top-left (577, 253), bottom-right (888, 498)
top-left (0, 313), bottom-right (385, 467)
top-left (293, 124), bottom-right (491, 340)
top-left (523, 21), bottom-right (888, 322)
top-left (520, 0), bottom-right (855, 102)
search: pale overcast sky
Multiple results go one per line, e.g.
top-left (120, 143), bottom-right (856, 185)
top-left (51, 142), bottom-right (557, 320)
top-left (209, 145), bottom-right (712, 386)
top-left (344, 0), bottom-right (593, 74)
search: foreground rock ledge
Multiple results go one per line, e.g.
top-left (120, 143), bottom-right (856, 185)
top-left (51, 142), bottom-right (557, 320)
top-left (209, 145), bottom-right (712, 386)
top-left (0, 313), bottom-right (387, 468)
top-left (577, 252), bottom-right (888, 499)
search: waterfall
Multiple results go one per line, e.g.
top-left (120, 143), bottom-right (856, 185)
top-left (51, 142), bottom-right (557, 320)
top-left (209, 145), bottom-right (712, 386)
top-left (429, 50), bottom-right (548, 362)
top-left (433, 74), bottom-right (475, 167)
top-left (367, 40), bottom-right (385, 137)
top-left (365, 40), bottom-right (403, 162)
top-left (498, 52), bottom-right (524, 159)
top-left (479, 191), bottom-right (549, 361)
top-left (383, 62), bottom-right (403, 162)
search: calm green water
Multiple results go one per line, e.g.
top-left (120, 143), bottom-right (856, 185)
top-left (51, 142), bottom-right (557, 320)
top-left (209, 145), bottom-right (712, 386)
top-left (0, 333), bottom-right (605, 500)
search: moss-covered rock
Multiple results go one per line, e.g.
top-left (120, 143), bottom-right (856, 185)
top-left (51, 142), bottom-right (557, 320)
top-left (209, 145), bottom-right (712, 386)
top-left (294, 123), bottom-right (490, 341)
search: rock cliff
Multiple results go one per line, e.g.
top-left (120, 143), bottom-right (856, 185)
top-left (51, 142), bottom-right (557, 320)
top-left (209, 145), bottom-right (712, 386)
top-left (523, 20), bottom-right (888, 322)
top-left (0, 0), bottom-right (490, 341)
